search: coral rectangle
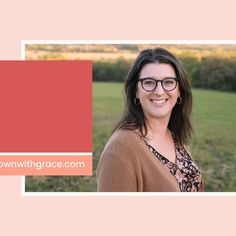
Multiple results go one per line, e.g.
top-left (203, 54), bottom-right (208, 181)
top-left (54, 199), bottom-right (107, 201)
top-left (0, 61), bottom-right (92, 152)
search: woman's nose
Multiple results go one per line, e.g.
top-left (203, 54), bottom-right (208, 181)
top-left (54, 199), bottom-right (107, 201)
top-left (153, 81), bottom-right (165, 95)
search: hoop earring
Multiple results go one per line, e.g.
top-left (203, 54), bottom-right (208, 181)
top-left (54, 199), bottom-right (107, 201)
top-left (177, 96), bottom-right (182, 104)
top-left (134, 97), bottom-right (140, 105)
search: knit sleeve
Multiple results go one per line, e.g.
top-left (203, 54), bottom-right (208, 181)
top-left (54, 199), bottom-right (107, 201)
top-left (96, 144), bottom-right (138, 192)
top-left (199, 179), bottom-right (205, 192)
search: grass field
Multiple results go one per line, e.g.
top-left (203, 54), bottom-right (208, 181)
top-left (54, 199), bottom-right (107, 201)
top-left (26, 82), bottom-right (236, 192)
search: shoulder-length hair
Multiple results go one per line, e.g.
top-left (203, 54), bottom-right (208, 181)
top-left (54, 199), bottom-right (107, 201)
top-left (114, 47), bottom-right (193, 145)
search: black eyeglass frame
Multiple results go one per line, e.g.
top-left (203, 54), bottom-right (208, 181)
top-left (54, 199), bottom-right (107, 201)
top-left (138, 77), bottom-right (179, 92)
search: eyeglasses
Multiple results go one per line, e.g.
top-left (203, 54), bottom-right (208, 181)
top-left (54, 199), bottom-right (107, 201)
top-left (138, 77), bottom-right (178, 92)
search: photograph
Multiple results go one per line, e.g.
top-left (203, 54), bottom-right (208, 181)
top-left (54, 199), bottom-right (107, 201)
top-left (25, 43), bottom-right (236, 192)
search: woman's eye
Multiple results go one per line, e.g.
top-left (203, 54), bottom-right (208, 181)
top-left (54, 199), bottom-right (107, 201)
top-left (164, 79), bottom-right (174, 84)
top-left (144, 80), bottom-right (155, 85)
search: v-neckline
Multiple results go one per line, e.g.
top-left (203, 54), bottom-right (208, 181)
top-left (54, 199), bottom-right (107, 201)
top-left (135, 130), bottom-right (180, 164)
top-left (140, 136), bottom-right (179, 165)
top-left (148, 142), bottom-right (178, 164)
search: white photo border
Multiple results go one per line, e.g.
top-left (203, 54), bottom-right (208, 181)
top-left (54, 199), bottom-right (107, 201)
top-left (21, 40), bottom-right (236, 197)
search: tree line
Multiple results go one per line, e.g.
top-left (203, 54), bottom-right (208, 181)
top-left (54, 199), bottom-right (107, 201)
top-left (93, 56), bottom-right (236, 92)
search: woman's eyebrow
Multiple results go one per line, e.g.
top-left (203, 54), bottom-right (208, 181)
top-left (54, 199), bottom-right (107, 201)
top-left (140, 76), bottom-right (177, 80)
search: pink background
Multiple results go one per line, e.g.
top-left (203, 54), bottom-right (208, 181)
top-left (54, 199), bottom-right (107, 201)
top-left (1, 0), bottom-right (236, 235)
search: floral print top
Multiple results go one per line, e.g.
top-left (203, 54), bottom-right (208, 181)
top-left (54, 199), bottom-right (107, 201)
top-left (144, 140), bottom-right (203, 192)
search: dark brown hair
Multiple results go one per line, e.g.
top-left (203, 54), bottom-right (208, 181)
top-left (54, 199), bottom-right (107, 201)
top-left (114, 47), bottom-right (193, 145)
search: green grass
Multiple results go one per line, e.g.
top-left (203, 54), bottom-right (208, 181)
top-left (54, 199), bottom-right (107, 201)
top-left (25, 83), bottom-right (236, 192)
top-left (191, 89), bottom-right (236, 191)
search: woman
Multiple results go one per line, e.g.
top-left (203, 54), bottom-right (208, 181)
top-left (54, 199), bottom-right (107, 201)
top-left (96, 47), bottom-right (204, 192)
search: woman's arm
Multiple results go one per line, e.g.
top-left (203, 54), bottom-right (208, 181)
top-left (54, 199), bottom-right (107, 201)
top-left (96, 150), bottom-right (138, 192)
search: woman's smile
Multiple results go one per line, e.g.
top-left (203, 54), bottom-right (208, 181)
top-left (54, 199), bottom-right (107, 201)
top-left (150, 98), bottom-right (168, 106)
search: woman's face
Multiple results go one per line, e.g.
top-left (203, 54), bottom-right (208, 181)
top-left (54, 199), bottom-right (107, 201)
top-left (136, 63), bottom-right (180, 123)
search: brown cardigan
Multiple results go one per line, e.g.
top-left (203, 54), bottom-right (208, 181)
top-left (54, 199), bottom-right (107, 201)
top-left (97, 129), bottom-right (203, 192)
